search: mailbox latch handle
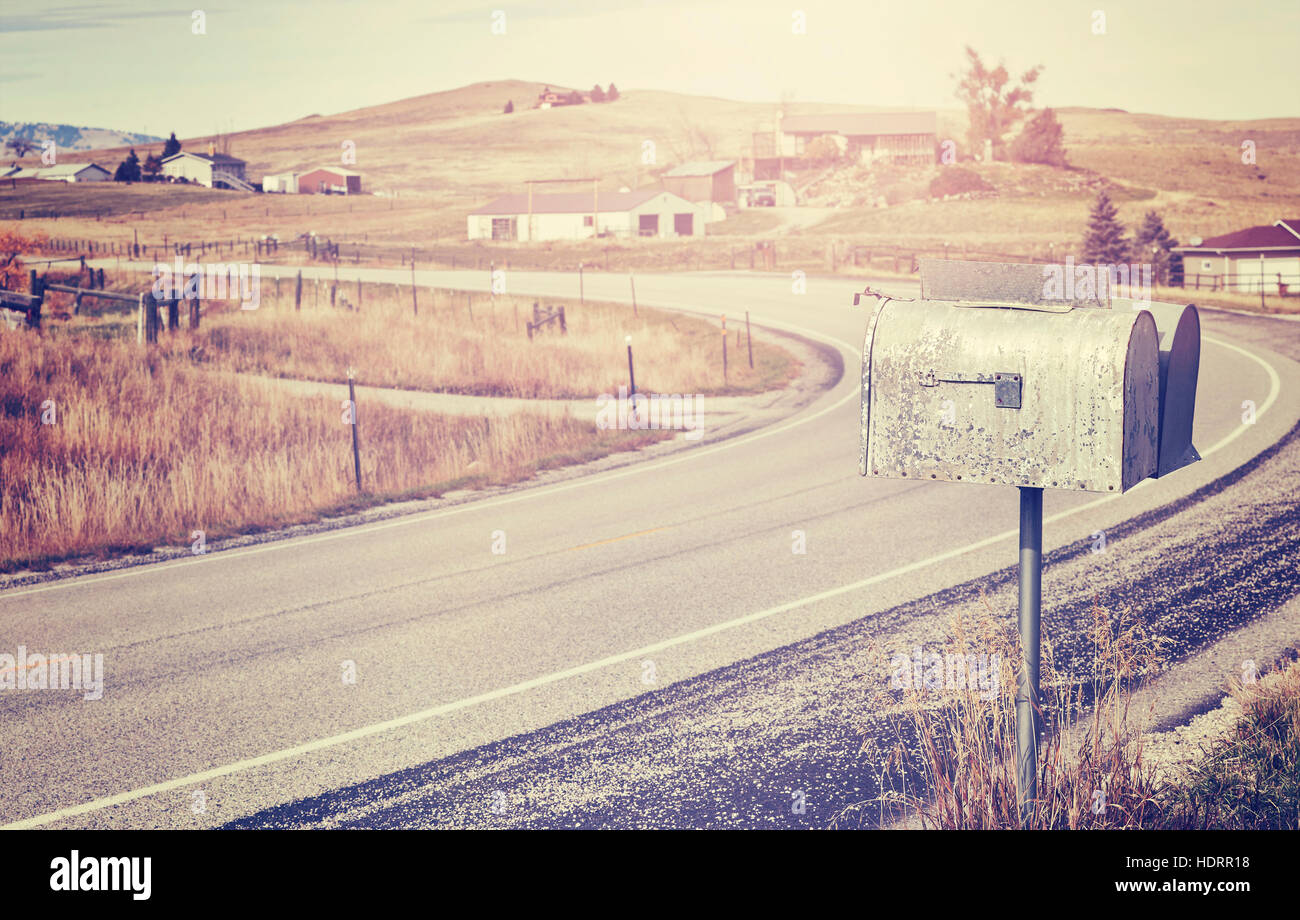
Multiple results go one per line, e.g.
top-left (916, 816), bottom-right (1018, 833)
top-left (919, 371), bottom-right (1023, 409)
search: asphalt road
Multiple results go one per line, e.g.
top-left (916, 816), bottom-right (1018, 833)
top-left (1, 269), bottom-right (1297, 829)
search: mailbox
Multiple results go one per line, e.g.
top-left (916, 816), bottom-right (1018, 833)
top-left (859, 261), bottom-right (1202, 494)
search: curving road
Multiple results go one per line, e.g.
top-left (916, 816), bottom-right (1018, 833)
top-left (1, 268), bottom-right (1297, 829)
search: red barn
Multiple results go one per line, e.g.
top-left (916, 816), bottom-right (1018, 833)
top-left (296, 167), bottom-right (362, 195)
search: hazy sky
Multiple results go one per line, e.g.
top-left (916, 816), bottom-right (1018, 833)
top-left (1, 0), bottom-right (1296, 137)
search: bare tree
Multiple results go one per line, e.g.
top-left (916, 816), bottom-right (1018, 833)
top-left (5, 137), bottom-right (38, 158)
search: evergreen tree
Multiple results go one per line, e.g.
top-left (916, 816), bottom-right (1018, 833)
top-left (566, 90), bottom-right (584, 105)
top-left (1133, 210), bottom-right (1184, 286)
top-left (1081, 189), bottom-right (1128, 264)
top-left (504, 100), bottom-right (514, 114)
top-left (591, 84), bottom-right (606, 103)
top-left (142, 153), bottom-right (163, 180)
top-left (606, 83), bottom-right (619, 102)
top-left (1009, 108), bottom-right (1067, 167)
top-left (113, 148), bottom-right (142, 183)
top-left (162, 132), bottom-right (182, 158)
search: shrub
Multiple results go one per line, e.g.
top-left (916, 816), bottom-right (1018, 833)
top-left (929, 167), bottom-right (993, 198)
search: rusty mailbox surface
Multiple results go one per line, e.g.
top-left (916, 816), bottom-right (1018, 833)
top-left (859, 263), bottom-right (1202, 494)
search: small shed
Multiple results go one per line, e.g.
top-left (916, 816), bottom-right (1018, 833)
top-left (263, 172), bottom-right (299, 194)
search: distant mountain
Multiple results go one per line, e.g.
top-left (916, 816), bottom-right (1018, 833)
top-left (0, 122), bottom-right (163, 156)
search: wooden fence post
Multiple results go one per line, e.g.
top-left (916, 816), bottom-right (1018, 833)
top-left (27, 270), bottom-right (43, 330)
top-left (145, 292), bottom-right (160, 343)
top-left (721, 314), bottom-right (728, 384)
top-left (347, 369), bottom-right (362, 492)
top-left (295, 271), bottom-right (302, 311)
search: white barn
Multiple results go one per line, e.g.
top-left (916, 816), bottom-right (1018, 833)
top-left (467, 188), bottom-right (709, 241)
top-left (3, 162), bottom-right (110, 182)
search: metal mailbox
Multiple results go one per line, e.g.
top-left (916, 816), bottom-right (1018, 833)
top-left (859, 259), bottom-right (1204, 818)
top-left (859, 261), bottom-right (1202, 494)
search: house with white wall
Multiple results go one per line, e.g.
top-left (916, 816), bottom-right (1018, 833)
top-left (161, 150), bottom-right (248, 189)
top-left (467, 188), bottom-right (708, 241)
top-left (1174, 219), bottom-right (1300, 293)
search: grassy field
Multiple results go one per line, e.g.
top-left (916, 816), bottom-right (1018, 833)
top-left (3, 85), bottom-right (1292, 255)
top-left (1, 261), bottom-right (798, 568)
top-left (0, 330), bottom-right (670, 570)
top-left (36, 268), bottom-right (798, 397)
top-left (3, 84), bottom-right (1296, 312)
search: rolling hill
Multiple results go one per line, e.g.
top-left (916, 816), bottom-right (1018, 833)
top-left (16, 80), bottom-right (1300, 253)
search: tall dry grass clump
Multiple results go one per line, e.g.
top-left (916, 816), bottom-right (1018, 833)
top-left (157, 285), bottom-right (795, 398)
top-left (1159, 654), bottom-right (1300, 829)
top-left (0, 331), bottom-right (663, 568)
top-left (862, 598), bottom-right (1171, 829)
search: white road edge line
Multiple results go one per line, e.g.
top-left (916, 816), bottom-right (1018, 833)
top-left (0, 335), bottom-right (1283, 829)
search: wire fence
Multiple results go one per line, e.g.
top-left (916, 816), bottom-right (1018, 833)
top-left (16, 233), bottom-right (1300, 296)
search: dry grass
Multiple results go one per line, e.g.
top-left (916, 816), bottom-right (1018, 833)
top-left (145, 282), bottom-right (796, 398)
top-left (856, 598), bottom-right (1172, 829)
top-left (0, 330), bottom-right (667, 570)
top-left (851, 596), bottom-right (1300, 829)
top-left (1159, 653), bottom-right (1300, 830)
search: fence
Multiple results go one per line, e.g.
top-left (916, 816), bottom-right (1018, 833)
top-left (0, 267), bottom-right (196, 342)
top-left (1184, 272), bottom-right (1300, 296)
top-left (18, 234), bottom-right (1300, 299)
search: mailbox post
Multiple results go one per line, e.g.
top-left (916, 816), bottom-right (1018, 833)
top-left (859, 260), bottom-right (1203, 824)
top-left (1017, 486), bottom-right (1042, 818)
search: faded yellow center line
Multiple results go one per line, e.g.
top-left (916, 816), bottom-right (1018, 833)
top-left (566, 527), bottom-right (666, 552)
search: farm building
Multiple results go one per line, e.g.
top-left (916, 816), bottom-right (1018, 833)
top-left (296, 167), bottom-right (362, 195)
top-left (1174, 219), bottom-right (1300, 293)
top-left (535, 87), bottom-right (582, 108)
top-left (263, 171), bottom-right (299, 193)
top-left (467, 188), bottom-right (708, 241)
top-left (662, 161), bottom-right (736, 205)
top-left (754, 111), bottom-right (938, 173)
top-left (161, 150), bottom-right (249, 189)
top-left (2, 162), bottom-right (110, 182)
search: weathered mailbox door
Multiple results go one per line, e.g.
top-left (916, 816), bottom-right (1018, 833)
top-left (861, 299), bottom-right (1162, 493)
top-left (1136, 301), bottom-right (1202, 478)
